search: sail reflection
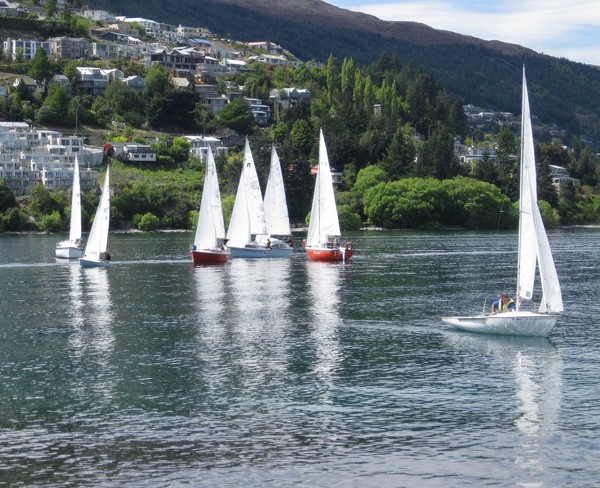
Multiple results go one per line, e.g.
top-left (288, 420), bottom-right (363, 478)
top-left (445, 333), bottom-right (562, 484)
top-left (306, 262), bottom-right (343, 388)
top-left (67, 263), bottom-right (85, 356)
top-left (81, 267), bottom-right (115, 402)
top-left (193, 259), bottom-right (293, 394)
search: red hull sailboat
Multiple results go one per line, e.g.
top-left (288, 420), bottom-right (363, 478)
top-left (305, 129), bottom-right (353, 262)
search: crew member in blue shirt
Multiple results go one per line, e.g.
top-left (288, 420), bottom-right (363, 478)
top-left (491, 293), bottom-right (516, 314)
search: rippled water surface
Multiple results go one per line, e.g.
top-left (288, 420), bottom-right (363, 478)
top-left (1, 229), bottom-right (599, 487)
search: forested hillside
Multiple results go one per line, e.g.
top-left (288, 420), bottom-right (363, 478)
top-left (2, 47), bottom-right (599, 233)
top-left (87, 0), bottom-right (600, 143)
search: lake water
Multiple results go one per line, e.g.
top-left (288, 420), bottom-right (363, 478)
top-left (1, 229), bottom-right (599, 487)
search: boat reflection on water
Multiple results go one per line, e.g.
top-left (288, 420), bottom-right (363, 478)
top-left (444, 332), bottom-right (562, 485)
top-left (306, 262), bottom-right (344, 392)
top-left (80, 267), bottom-right (115, 401)
top-left (67, 263), bottom-right (85, 356)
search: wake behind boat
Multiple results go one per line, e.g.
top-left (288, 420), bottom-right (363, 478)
top-left (80, 165), bottom-right (111, 269)
top-left (55, 156), bottom-right (83, 259)
top-left (304, 129), bottom-right (353, 262)
top-left (442, 67), bottom-right (563, 337)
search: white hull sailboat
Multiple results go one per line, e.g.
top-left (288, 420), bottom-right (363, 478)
top-left (56, 156), bottom-right (83, 259)
top-left (305, 129), bottom-right (353, 262)
top-left (80, 166), bottom-right (111, 269)
top-left (227, 139), bottom-right (291, 258)
top-left (190, 146), bottom-right (230, 265)
top-left (442, 67), bottom-right (563, 337)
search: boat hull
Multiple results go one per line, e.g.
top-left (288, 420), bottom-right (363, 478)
top-left (229, 245), bottom-right (293, 258)
top-left (55, 241), bottom-right (83, 259)
top-left (190, 249), bottom-right (231, 265)
top-left (80, 258), bottom-right (111, 269)
top-left (442, 311), bottom-right (559, 337)
top-left (306, 244), bottom-right (353, 262)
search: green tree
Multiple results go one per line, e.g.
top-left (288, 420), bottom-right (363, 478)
top-left (215, 98), bottom-right (256, 135)
top-left (143, 64), bottom-right (170, 98)
top-left (136, 212), bottom-right (160, 231)
top-left (28, 46), bottom-right (54, 86)
top-left (379, 128), bottom-right (416, 179)
top-left (0, 180), bottom-right (17, 212)
top-left (38, 210), bottom-right (62, 232)
top-left (35, 80), bottom-right (68, 125)
top-left (289, 119), bottom-right (313, 156)
top-left (29, 184), bottom-right (59, 216)
top-left (45, 0), bottom-right (57, 17)
top-left (353, 165), bottom-right (387, 194)
top-left (14, 48), bottom-right (24, 70)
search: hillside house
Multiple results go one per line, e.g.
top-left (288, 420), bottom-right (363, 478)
top-left (269, 87), bottom-right (311, 109)
top-left (124, 76), bottom-right (145, 94)
top-left (184, 135), bottom-right (228, 161)
top-left (75, 67), bottom-right (124, 96)
top-left (12, 76), bottom-right (43, 94)
top-left (48, 37), bottom-right (90, 59)
top-left (3, 38), bottom-right (50, 60)
top-left (549, 165), bottom-right (580, 191)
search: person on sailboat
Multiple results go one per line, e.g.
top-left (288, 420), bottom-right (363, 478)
top-left (491, 293), bottom-right (515, 314)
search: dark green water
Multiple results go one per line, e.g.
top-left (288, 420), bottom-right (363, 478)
top-left (1, 229), bottom-right (599, 486)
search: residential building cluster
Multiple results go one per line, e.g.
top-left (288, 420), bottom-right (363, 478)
top-left (0, 122), bottom-right (103, 195)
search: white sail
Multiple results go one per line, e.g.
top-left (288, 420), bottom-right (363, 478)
top-left (69, 156), bottom-right (82, 243)
top-left (517, 66), bottom-right (562, 313)
top-left (226, 138), bottom-right (267, 247)
top-left (82, 166), bottom-right (110, 263)
top-left (194, 147), bottom-right (226, 250)
top-left (517, 70), bottom-right (537, 303)
top-left (532, 193), bottom-right (563, 313)
top-left (306, 129), bottom-right (341, 247)
top-left (264, 144), bottom-right (291, 236)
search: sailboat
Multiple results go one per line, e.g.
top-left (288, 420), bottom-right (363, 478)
top-left (80, 165), bottom-right (111, 269)
top-left (304, 129), bottom-right (353, 262)
top-left (226, 138), bottom-right (290, 258)
top-left (190, 146), bottom-right (230, 265)
top-left (56, 156), bottom-right (83, 259)
top-left (442, 67), bottom-right (563, 337)
top-left (261, 144), bottom-right (293, 256)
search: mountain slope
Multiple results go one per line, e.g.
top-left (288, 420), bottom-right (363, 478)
top-left (89, 0), bottom-right (600, 142)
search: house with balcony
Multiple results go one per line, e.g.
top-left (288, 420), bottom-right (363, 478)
top-left (48, 37), bottom-right (90, 59)
top-left (184, 135), bottom-right (228, 161)
top-left (200, 96), bottom-right (228, 115)
top-left (549, 165), bottom-right (580, 191)
top-left (12, 76), bottom-right (43, 94)
top-left (74, 67), bottom-right (123, 96)
top-left (3, 38), bottom-right (50, 60)
top-left (245, 97), bottom-right (271, 126)
top-left (91, 42), bottom-right (119, 59)
top-left (269, 87), bottom-right (311, 109)
top-left (124, 75), bottom-right (145, 94)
